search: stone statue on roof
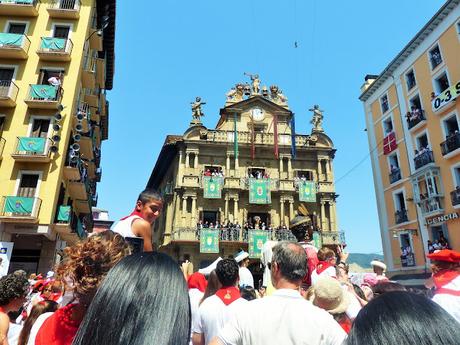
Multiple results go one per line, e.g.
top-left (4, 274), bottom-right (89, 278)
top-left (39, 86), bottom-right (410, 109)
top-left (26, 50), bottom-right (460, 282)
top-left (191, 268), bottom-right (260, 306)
top-left (191, 96), bottom-right (206, 123)
top-left (309, 104), bottom-right (324, 132)
top-left (244, 72), bottom-right (260, 95)
top-left (226, 83), bottom-right (244, 102)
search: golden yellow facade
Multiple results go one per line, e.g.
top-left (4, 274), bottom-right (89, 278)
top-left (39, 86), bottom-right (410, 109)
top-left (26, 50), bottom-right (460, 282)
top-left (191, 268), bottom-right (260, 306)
top-left (0, 0), bottom-right (113, 274)
top-left (361, 0), bottom-right (460, 274)
top-left (148, 79), bottom-right (341, 272)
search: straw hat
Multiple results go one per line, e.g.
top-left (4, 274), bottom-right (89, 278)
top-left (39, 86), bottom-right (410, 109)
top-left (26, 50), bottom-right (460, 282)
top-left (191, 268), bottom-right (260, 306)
top-left (370, 260), bottom-right (387, 271)
top-left (311, 277), bottom-right (350, 314)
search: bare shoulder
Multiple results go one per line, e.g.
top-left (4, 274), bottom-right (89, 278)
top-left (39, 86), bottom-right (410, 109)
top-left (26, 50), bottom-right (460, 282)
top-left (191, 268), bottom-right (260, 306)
top-left (131, 217), bottom-right (151, 235)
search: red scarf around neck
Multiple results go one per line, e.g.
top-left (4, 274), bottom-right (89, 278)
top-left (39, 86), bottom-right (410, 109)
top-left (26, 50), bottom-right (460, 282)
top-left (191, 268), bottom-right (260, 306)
top-left (316, 261), bottom-right (334, 275)
top-left (120, 209), bottom-right (144, 221)
top-left (433, 270), bottom-right (460, 296)
top-left (215, 286), bottom-right (241, 306)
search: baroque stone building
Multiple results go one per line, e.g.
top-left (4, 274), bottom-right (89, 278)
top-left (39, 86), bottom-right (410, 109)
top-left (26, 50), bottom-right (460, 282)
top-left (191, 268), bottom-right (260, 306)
top-left (147, 77), bottom-right (340, 268)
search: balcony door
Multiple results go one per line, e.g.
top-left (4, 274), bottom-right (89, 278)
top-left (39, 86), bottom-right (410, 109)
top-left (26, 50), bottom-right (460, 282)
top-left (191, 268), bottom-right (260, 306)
top-left (17, 174), bottom-right (39, 198)
top-left (7, 23), bottom-right (27, 34)
top-left (53, 25), bottom-right (70, 39)
top-left (31, 118), bottom-right (50, 138)
top-left (0, 68), bottom-right (14, 98)
top-left (38, 69), bottom-right (64, 85)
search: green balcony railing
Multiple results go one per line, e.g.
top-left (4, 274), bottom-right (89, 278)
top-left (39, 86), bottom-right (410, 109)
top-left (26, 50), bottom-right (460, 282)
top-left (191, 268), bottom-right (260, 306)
top-left (0, 32), bottom-right (30, 51)
top-left (38, 37), bottom-right (73, 54)
top-left (0, 196), bottom-right (41, 218)
top-left (14, 136), bottom-right (50, 155)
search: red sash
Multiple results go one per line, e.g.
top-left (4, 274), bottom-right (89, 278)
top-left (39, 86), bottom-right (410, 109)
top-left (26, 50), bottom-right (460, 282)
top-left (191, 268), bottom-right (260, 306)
top-left (35, 304), bottom-right (81, 345)
top-left (120, 209), bottom-right (144, 221)
top-left (215, 286), bottom-right (241, 306)
top-left (316, 261), bottom-right (334, 275)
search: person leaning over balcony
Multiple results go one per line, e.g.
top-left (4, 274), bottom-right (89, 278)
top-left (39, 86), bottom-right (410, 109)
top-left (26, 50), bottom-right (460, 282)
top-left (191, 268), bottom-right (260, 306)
top-left (112, 188), bottom-right (163, 252)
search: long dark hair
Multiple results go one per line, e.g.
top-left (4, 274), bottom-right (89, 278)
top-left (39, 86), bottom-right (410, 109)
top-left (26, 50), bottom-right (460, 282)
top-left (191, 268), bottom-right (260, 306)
top-left (18, 300), bottom-right (58, 345)
top-left (347, 291), bottom-right (460, 345)
top-left (200, 270), bottom-right (220, 305)
top-left (73, 252), bottom-right (191, 345)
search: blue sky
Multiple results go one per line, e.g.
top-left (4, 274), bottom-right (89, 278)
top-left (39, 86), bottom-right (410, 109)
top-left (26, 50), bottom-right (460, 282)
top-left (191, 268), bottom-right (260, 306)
top-left (98, 0), bottom-right (445, 253)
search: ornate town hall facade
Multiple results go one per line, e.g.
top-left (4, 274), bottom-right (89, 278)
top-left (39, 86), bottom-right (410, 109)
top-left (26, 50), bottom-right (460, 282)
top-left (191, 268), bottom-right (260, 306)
top-left (147, 76), bottom-right (340, 268)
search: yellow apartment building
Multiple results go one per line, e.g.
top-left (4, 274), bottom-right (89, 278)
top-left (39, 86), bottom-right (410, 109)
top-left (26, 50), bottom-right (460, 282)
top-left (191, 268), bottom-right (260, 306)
top-left (360, 0), bottom-right (460, 275)
top-left (0, 0), bottom-right (114, 274)
top-left (147, 77), bottom-right (342, 278)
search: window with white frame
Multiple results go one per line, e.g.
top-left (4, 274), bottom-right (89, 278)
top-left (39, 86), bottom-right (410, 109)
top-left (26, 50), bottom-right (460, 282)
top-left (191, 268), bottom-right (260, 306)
top-left (17, 173), bottom-right (39, 197)
top-left (382, 116), bottom-right (393, 135)
top-left (389, 154), bottom-right (399, 170)
top-left (409, 94), bottom-right (422, 111)
top-left (453, 166), bottom-right (460, 188)
top-left (380, 94), bottom-right (389, 114)
top-left (429, 45), bottom-right (443, 69)
top-left (434, 71), bottom-right (450, 95)
top-left (29, 118), bottom-right (51, 138)
top-left (405, 69), bottom-right (416, 91)
top-left (442, 114), bottom-right (459, 139)
top-left (395, 191), bottom-right (406, 211)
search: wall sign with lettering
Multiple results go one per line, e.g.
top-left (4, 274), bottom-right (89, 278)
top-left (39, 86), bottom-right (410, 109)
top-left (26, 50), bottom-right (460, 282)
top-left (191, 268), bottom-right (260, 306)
top-left (426, 212), bottom-right (459, 226)
top-left (432, 81), bottom-right (460, 112)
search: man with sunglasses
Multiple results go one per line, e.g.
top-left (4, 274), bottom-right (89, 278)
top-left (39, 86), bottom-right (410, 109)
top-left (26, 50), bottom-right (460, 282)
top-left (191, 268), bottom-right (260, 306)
top-left (113, 189), bottom-right (163, 252)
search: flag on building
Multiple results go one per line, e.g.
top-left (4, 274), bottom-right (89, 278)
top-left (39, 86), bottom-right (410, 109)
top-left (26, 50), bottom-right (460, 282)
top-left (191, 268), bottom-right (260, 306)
top-left (299, 181), bottom-right (316, 202)
top-left (249, 178), bottom-right (271, 204)
top-left (203, 176), bottom-right (223, 199)
top-left (57, 205), bottom-right (71, 222)
top-left (4, 196), bottom-right (34, 215)
top-left (383, 132), bottom-right (397, 155)
top-left (248, 230), bottom-right (269, 258)
top-left (200, 229), bottom-right (219, 253)
top-left (18, 137), bottom-right (46, 154)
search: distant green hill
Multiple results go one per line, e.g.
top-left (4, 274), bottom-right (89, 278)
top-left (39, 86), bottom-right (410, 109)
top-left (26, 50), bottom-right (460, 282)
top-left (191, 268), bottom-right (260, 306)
top-left (348, 253), bottom-right (384, 269)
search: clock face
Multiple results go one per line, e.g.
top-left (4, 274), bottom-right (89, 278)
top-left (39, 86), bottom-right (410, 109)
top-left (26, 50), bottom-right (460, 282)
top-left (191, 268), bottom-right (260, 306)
top-left (251, 108), bottom-right (264, 121)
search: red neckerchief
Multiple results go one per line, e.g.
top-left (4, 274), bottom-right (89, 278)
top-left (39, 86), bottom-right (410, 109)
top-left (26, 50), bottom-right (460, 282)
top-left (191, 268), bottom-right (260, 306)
top-left (338, 317), bottom-right (352, 334)
top-left (433, 270), bottom-right (460, 296)
top-left (0, 306), bottom-right (4, 314)
top-left (215, 286), bottom-right (241, 306)
top-left (35, 304), bottom-right (81, 345)
top-left (316, 261), bottom-right (334, 275)
top-left (120, 209), bottom-right (144, 221)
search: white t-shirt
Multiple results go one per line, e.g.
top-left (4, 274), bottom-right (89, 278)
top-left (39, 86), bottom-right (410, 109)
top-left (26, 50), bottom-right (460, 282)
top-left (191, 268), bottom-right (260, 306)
top-left (311, 266), bottom-right (337, 286)
top-left (112, 215), bottom-right (141, 238)
top-left (238, 267), bottom-right (254, 288)
top-left (189, 288), bottom-right (204, 345)
top-left (8, 322), bottom-right (22, 345)
top-left (432, 275), bottom-right (460, 323)
top-left (218, 289), bottom-right (346, 345)
top-left (193, 295), bottom-right (247, 345)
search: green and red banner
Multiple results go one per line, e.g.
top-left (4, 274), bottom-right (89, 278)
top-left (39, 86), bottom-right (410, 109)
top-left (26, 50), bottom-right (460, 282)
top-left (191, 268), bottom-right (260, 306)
top-left (299, 181), bottom-right (316, 202)
top-left (248, 230), bottom-right (269, 259)
top-left (203, 176), bottom-right (223, 199)
top-left (249, 178), bottom-right (271, 204)
top-left (200, 229), bottom-right (219, 253)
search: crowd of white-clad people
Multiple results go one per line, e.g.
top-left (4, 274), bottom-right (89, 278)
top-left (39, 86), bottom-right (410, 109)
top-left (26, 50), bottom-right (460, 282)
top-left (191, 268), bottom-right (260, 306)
top-left (0, 189), bottom-right (459, 345)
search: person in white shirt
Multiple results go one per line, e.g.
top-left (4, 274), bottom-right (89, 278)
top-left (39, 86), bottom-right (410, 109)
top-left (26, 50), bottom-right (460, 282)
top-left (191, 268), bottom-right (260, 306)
top-left (210, 242), bottom-right (346, 345)
top-left (47, 75), bottom-right (61, 87)
top-left (112, 189), bottom-right (163, 252)
top-left (188, 272), bottom-right (207, 345)
top-left (192, 259), bottom-right (247, 345)
top-left (310, 247), bottom-right (337, 285)
top-left (234, 250), bottom-right (254, 288)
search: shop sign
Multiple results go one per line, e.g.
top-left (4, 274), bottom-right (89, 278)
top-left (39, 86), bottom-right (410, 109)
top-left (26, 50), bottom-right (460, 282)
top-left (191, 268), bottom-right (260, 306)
top-left (426, 212), bottom-right (459, 226)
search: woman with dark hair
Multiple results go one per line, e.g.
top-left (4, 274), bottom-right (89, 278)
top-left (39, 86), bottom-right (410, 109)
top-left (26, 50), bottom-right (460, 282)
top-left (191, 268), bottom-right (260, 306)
top-left (0, 273), bottom-right (29, 345)
top-left (73, 252), bottom-right (191, 345)
top-left (30, 230), bottom-right (131, 345)
top-left (18, 300), bottom-right (58, 345)
top-left (347, 291), bottom-right (460, 345)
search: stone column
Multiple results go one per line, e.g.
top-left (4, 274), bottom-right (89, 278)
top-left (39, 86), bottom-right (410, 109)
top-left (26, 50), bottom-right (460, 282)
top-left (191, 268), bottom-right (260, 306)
top-left (320, 201), bottom-right (327, 231)
top-left (233, 198), bottom-right (238, 223)
top-left (224, 196), bottom-right (229, 222)
top-left (174, 194), bottom-right (181, 228)
top-left (235, 155), bottom-right (239, 173)
top-left (178, 150), bottom-right (184, 184)
top-left (280, 198), bottom-right (285, 226)
top-left (325, 159), bottom-right (331, 181)
top-left (182, 196), bottom-right (188, 227)
top-left (279, 158), bottom-right (283, 175)
top-left (329, 201), bottom-right (336, 231)
top-left (288, 157), bottom-right (292, 179)
top-left (194, 153), bottom-right (199, 170)
top-left (226, 154), bottom-right (230, 173)
top-left (317, 159), bottom-right (322, 181)
top-left (191, 196), bottom-right (197, 226)
top-left (185, 152), bottom-right (190, 168)
top-left (289, 200), bottom-right (294, 220)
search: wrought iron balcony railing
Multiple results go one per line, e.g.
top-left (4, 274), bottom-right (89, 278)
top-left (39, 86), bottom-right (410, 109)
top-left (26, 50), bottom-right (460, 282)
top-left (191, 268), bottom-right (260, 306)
top-left (418, 195), bottom-right (443, 215)
top-left (450, 189), bottom-right (460, 207)
top-left (440, 132), bottom-right (460, 156)
top-left (0, 80), bottom-right (19, 105)
top-left (0, 196), bottom-right (42, 218)
top-left (414, 150), bottom-right (434, 170)
top-left (395, 209), bottom-right (408, 224)
top-left (407, 110), bottom-right (426, 130)
top-left (389, 168), bottom-right (402, 184)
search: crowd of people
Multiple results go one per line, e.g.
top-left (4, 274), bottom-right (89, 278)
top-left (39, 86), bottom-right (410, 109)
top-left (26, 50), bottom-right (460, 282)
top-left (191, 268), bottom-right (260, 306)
top-left (0, 188), bottom-right (459, 345)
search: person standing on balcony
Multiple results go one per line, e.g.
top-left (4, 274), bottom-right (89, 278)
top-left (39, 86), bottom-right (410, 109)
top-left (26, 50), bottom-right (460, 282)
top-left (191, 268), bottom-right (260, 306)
top-left (112, 189), bottom-right (163, 252)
